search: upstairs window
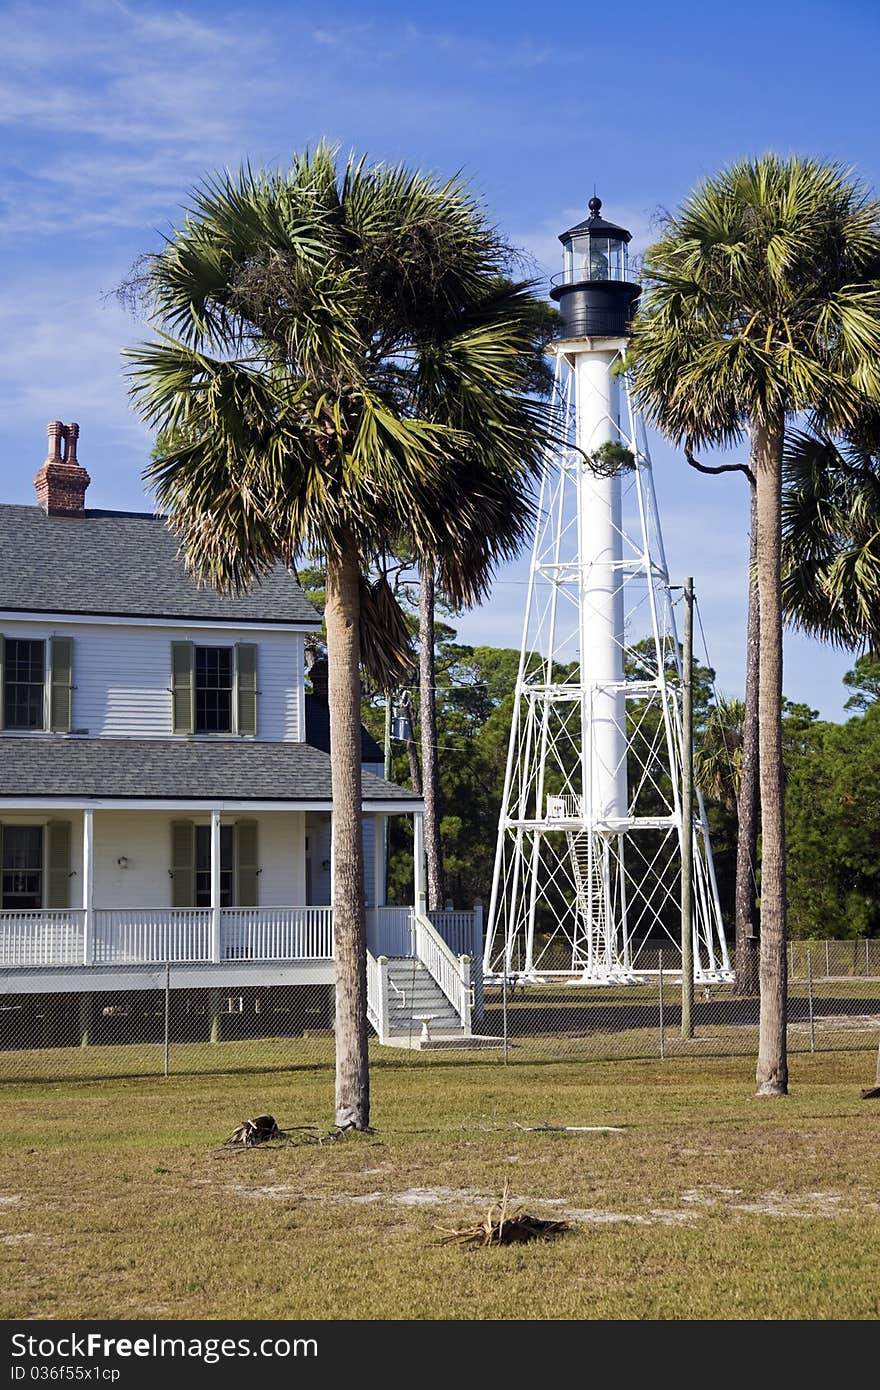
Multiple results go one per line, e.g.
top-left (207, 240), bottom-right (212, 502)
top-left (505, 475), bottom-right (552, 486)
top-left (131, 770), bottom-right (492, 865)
top-left (3, 640), bottom-right (45, 730)
top-left (195, 646), bottom-right (233, 734)
top-left (0, 636), bottom-right (73, 734)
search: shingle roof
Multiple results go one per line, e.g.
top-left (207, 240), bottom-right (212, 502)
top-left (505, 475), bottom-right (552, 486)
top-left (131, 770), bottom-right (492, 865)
top-left (305, 694), bottom-right (384, 764)
top-left (0, 738), bottom-right (418, 803)
top-left (0, 505), bottom-right (319, 626)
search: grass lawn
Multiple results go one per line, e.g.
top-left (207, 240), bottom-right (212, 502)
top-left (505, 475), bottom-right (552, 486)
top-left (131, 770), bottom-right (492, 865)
top-left (1, 1051), bottom-right (879, 1320)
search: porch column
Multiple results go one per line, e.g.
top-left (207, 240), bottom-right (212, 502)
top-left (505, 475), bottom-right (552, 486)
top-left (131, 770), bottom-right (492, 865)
top-left (210, 808), bottom-right (221, 963)
top-left (413, 810), bottom-right (425, 913)
top-left (372, 813), bottom-right (385, 909)
top-left (82, 807), bottom-right (94, 965)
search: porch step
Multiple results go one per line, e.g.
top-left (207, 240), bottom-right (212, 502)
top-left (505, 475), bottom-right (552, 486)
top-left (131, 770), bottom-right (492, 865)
top-left (377, 957), bottom-right (470, 1048)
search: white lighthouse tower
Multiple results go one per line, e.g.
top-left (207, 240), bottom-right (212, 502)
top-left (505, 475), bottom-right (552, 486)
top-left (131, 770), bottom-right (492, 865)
top-left (483, 196), bottom-right (731, 984)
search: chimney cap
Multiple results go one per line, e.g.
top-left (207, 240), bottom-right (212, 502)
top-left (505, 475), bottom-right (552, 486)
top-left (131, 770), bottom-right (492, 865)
top-left (34, 420), bottom-right (90, 515)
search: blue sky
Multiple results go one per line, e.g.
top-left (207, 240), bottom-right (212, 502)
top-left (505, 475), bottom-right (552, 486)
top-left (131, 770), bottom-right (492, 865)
top-left (1, 0), bottom-right (878, 717)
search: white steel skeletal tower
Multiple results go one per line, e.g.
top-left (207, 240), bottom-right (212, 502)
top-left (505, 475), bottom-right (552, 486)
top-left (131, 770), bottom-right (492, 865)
top-left (483, 197), bottom-right (731, 984)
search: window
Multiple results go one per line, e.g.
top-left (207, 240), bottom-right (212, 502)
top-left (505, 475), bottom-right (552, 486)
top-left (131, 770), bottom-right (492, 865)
top-left (195, 647), bottom-right (233, 733)
top-left (1, 826), bottom-right (43, 909)
top-left (3, 640), bottom-right (45, 730)
top-left (195, 825), bottom-right (234, 907)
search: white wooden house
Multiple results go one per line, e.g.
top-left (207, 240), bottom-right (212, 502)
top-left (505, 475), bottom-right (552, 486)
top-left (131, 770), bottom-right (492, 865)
top-left (0, 422), bottom-right (482, 1049)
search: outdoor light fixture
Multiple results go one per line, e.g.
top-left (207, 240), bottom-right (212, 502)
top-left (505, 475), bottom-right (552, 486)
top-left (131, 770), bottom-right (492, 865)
top-left (117, 856), bottom-right (130, 869)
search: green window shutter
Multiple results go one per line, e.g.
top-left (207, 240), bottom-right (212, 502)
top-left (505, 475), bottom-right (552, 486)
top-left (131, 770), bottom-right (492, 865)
top-left (0, 636), bottom-right (4, 732)
top-left (236, 821), bottom-right (259, 907)
top-left (171, 821), bottom-right (195, 907)
top-left (171, 642), bottom-right (194, 735)
top-left (46, 821), bottom-right (71, 908)
top-left (49, 636), bottom-right (73, 733)
top-left (236, 643), bottom-right (258, 737)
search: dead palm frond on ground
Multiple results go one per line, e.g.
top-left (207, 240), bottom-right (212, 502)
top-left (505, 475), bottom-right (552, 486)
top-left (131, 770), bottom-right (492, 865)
top-left (435, 1179), bottom-right (570, 1247)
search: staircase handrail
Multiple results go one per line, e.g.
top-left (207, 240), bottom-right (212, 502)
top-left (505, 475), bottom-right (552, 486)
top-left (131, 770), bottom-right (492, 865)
top-left (366, 950), bottom-right (390, 1044)
top-left (412, 909), bottom-right (471, 1029)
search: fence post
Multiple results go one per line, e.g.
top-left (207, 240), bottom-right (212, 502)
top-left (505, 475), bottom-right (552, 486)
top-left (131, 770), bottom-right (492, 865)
top-left (502, 968), bottom-right (509, 1065)
top-left (807, 946), bottom-right (815, 1054)
top-left (867, 939), bottom-right (870, 978)
top-left (658, 949), bottom-right (665, 1059)
top-left (164, 962), bottom-right (171, 1077)
top-left (377, 956), bottom-right (389, 1045)
top-left (825, 940), bottom-right (830, 978)
top-left (680, 576), bottom-right (694, 1040)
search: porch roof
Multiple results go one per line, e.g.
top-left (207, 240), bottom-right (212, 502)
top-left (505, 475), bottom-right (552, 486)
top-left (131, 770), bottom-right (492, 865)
top-left (0, 737), bottom-right (419, 805)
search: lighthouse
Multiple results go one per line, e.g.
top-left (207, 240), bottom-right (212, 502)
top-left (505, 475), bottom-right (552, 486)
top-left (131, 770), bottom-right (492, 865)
top-left (483, 196), bottom-right (730, 984)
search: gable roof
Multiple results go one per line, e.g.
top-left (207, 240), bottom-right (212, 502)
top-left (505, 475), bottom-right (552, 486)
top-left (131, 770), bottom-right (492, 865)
top-left (0, 505), bottom-right (319, 626)
top-left (0, 737), bottom-right (418, 803)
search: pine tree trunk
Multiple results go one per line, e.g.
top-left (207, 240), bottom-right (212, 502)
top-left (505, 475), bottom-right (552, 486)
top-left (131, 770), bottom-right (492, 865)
top-left (403, 691), bottom-right (422, 795)
top-left (419, 566), bottom-right (445, 911)
top-left (754, 418), bottom-right (789, 1097)
top-left (735, 483), bottom-right (760, 995)
top-left (325, 538), bottom-right (370, 1130)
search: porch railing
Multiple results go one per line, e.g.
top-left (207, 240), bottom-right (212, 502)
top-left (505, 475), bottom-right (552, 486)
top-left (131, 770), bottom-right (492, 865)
top-left (93, 908), bottom-right (211, 963)
top-left (0, 910), bottom-right (85, 967)
top-left (367, 906), bottom-right (414, 957)
top-left (414, 912), bottom-right (472, 1034)
top-left (220, 907), bottom-right (333, 961)
top-left (428, 909), bottom-right (482, 958)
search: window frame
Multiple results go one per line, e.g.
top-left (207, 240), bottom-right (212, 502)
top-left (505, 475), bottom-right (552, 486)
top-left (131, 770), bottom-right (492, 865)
top-left (193, 644), bottom-right (235, 736)
top-left (2, 638), bottom-right (47, 732)
top-left (194, 823), bottom-right (235, 907)
top-left (1, 824), bottom-right (45, 910)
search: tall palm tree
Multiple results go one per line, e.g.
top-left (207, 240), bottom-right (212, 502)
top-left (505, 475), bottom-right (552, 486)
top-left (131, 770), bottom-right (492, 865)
top-left (125, 147), bottom-right (546, 1127)
top-left (416, 292), bottom-right (559, 911)
top-left (630, 155), bottom-right (880, 1095)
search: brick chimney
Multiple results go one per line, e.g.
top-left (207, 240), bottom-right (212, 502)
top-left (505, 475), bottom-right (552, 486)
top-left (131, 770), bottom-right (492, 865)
top-left (34, 421), bottom-right (91, 515)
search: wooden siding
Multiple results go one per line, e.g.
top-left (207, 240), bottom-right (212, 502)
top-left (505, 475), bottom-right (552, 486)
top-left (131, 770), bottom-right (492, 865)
top-left (0, 619), bottom-right (304, 742)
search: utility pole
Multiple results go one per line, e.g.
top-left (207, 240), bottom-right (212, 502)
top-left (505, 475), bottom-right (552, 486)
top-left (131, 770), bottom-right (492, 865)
top-left (384, 690), bottom-right (393, 781)
top-left (681, 576), bottom-right (694, 1039)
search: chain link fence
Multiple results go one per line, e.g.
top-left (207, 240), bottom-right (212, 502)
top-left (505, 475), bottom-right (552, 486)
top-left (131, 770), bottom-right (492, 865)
top-left (0, 939), bottom-right (878, 1084)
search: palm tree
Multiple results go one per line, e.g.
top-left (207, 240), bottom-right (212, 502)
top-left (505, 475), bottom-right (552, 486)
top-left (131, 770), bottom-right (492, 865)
top-left (782, 429), bottom-right (880, 649)
top-left (125, 147), bottom-right (546, 1127)
top-left (631, 155), bottom-right (880, 1095)
top-left (415, 292), bottom-right (559, 912)
top-left (696, 695), bottom-right (746, 810)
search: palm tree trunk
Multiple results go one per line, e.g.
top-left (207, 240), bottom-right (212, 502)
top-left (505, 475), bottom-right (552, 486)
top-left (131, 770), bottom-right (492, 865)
top-left (325, 537), bottom-right (370, 1130)
top-left (735, 484), bottom-right (760, 995)
top-left (419, 566), bottom-right (445, 910)
top-left (754, 417), bottom-right (788, 1096)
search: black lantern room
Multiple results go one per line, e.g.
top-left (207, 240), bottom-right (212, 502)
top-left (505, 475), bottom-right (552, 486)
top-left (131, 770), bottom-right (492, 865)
top-left (550, 196), bottom-right (640, 339)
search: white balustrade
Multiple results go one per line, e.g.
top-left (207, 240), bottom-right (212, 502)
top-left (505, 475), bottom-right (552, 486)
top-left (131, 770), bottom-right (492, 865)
top-left (220, 907), bottom-right (333, 961)
top-left (413, 912), bottom-right (470, 1028)
top-left (0, 910), bottom-right (85, 966)
top-left (93, 909), bottom-right (212, 963)
top-left (366, 951), bottom-right (390, 1042)
top-left (428, 910), bottom-right (480, 957)
top-left (367, 906), bottom-right (415, 957)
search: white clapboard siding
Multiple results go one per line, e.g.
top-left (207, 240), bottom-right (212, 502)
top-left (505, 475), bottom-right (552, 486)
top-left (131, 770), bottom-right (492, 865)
top-left (0, 619), bottom-right (304, 741)
top-left (90, 809), bottom-right (306, 909)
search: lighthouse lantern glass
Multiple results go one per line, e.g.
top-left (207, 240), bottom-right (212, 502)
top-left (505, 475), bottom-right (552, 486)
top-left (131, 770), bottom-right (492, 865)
top-left (563, 232), bottom-right (627, 285)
